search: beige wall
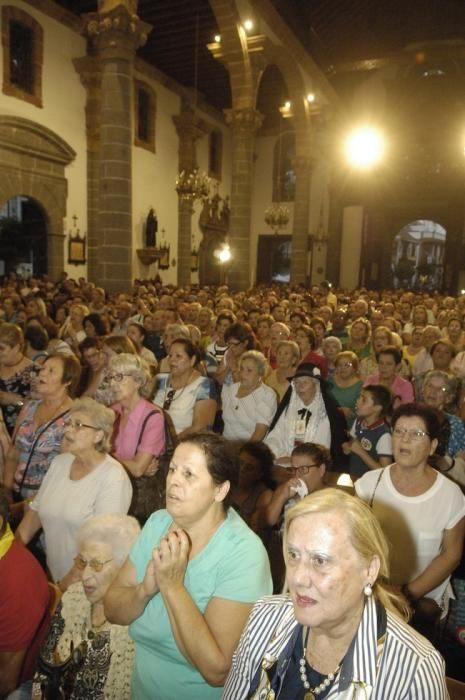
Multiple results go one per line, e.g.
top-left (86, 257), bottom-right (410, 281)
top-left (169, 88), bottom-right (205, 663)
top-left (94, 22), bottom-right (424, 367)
top-left (0, 0), bottom-right (88, 278)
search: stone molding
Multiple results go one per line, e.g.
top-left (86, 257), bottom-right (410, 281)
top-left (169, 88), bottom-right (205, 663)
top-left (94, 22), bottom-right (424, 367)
top-left (224, 107), bottom-right (264, 133)
top-left (83, 6), bottom-right (151, 57)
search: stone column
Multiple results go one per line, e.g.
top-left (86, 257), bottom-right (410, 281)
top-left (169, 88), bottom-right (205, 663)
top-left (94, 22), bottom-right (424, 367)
top-left (224, 108), bottom-right (263, 290)
top-left (73, 55), bottom-right (101, 284)
top-left (173, 106), bottom-right (209, 287)
top-left (291, 155), bottom-right (312, 285)
top-left (83, 5), bottom-right (151, 294)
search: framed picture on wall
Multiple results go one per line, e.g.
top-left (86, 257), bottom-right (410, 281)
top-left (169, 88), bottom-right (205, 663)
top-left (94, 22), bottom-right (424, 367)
top-left (68, 233), bottom-right (86, 265)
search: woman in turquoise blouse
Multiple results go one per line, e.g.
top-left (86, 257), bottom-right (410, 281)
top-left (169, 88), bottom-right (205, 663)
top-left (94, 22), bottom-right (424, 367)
top-left (104, 432), bottom-right (272, 700)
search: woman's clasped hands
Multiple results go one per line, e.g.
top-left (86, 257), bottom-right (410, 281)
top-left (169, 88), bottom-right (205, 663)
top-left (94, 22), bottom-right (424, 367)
top-left (140, 528), bottom-right (190, 597)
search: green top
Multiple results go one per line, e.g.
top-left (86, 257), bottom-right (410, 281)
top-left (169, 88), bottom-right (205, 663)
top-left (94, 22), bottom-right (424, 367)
top-left (129, 508), bottom-right (272, 700)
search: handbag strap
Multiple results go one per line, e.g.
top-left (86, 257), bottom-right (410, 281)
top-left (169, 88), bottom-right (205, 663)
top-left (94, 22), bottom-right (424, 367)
top-left (135, 409), bottom-right (160, 452)
top-left (368, 467), bottom-right (385, 509)
top-left (15, 410), bottom-right (70, 493)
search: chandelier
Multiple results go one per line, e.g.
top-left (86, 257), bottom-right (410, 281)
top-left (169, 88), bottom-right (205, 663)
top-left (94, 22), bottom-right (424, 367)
top-left (264, 203), bottom-right (290, 232)
top-left (175, 168), bottom-right (210, 201)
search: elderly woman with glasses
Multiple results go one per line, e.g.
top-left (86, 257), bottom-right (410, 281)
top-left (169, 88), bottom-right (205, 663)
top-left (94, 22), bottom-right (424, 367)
top-left (32, 514), bottom-right (140, 700)
top-left (17, 398), bottom-right (132, 591)
top-left (264, 363), bottom-right (347, 470)
top-left (356, 403), bottom-right (465, 643)
top-left (109, 354), bottom-right (166, 524)
top-left (223, 489), bottom-right (448, 699)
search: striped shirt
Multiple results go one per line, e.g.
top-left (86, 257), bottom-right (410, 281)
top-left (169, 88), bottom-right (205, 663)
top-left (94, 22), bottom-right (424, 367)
top-left (222, 595), bottom-right (448, 699)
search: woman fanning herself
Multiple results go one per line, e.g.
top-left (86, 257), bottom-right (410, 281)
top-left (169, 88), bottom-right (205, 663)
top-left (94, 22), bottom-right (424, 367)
top-left (223, 489), bottom-right (448, 699)
top-left (356, 404), bottom-right (465, 643)
top-left (104, 433), bottom-right (272, 700)
top-left (153, 338), bottom-right (217, 438)
top-left (221, 351), bottom-right (277, 442)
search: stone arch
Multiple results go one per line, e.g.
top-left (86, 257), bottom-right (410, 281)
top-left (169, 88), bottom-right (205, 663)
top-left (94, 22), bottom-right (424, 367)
top-left (208, 0), bottom-right (257, 108)
top-left (0, 116), bottom-right (76, 280)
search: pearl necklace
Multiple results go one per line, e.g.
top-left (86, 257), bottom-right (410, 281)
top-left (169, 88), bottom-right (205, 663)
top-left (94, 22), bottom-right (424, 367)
top-left (300, 628), bottom-right (340, 700)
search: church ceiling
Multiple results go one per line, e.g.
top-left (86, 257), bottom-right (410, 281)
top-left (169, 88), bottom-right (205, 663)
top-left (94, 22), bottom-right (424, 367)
top-left (53, 0), bottom-right (465, 114)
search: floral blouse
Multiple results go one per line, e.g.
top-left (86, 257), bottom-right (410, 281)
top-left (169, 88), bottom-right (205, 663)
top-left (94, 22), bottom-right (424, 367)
top-left (13, 400), bottom-right (70, 499)
top-left (33, 583), bottom-right (133, 699)
top-left (0, 363), bottom-right (35, 435)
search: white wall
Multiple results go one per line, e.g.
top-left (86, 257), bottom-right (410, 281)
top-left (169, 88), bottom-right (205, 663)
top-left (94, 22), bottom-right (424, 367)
top-left (0, 0), bottom-right (88, 278)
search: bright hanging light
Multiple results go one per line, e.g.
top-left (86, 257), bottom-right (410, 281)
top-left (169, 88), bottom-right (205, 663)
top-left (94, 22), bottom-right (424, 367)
top-left (218, 245), bottom-right (231, 263)
top-left (307, 93), bottom-right (315, 103)
top-left (243, 19), bottom-right (254, 32)
top-left (344, 127), bottom-right (385, 169)
top-left (214, 34), bottom-right (221, 42)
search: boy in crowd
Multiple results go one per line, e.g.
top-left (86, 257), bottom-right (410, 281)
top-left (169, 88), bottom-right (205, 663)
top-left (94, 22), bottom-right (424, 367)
top-left (343, 384), bottom-right (393, 478)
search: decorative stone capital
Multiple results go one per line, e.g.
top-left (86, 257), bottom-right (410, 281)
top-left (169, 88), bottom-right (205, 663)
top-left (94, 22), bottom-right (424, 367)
top-left (83, 6), bottom-right (152, 58)
top-left (224, 108), bottom-right (264, 134)
top-left (73, 55), bottom-right (101, 91)
top-left (173, 107), bottom-right (210, 143)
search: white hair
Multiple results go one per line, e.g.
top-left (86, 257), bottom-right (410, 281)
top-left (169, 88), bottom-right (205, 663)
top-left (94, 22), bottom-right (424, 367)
top-left (76, 513), bottom-right (140, 565)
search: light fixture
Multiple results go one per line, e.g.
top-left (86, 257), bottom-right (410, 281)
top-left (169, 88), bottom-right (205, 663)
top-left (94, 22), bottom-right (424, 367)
top-left (278, 101), bottom-right (293, 119)
top-left (243, 19), bottom-right (254, 32)
top-left (174, 15), bottom-right (211, 201)
top-left (175, 169), bottom-right (210, 201)
top-left (214, 33), bottom-right (221, 42)
top-left (306, 93), bottom-right (315, 103)
top-left (265, 204), bottom-right (290, 232)
top-left (344, 127), bottom-right (385, 169)
top-left (218, 245), bottom-right (231, 263)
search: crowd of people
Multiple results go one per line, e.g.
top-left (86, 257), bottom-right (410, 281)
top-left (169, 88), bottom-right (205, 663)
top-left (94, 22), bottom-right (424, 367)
top-left (1, 269), bottom-right (465, 697)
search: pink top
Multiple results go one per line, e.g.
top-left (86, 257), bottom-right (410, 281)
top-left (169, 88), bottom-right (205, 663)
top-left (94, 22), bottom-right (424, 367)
top-left (364, 374), bottom-right (415, 404)
top-left (112, 398), bottom-right (165, 460)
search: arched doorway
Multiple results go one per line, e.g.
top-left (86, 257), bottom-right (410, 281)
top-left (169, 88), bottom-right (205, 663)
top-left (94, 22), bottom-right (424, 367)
top-left (0, 116), bottom-right (76, 281)
top-left (0, 196), bottom-right (47, 276)
top-left (391, 219), bottom-right (446, 290)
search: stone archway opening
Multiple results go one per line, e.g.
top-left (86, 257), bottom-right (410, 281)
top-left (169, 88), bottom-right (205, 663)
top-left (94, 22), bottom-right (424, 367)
top-left (0, 195), bottom-right (48, 277)
top-left (391, 219), bottom-right (446, 290)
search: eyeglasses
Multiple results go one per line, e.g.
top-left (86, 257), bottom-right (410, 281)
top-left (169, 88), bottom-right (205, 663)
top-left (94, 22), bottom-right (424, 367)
top-left (107, 372), bottom-right (130, 383)
top-left (393, 427), bottom-right (430, 442)
top-left (227, 339), bottom-right (242, 347)
top-left (337, 362), bottom-right (353, 369)
top-left (74, 554), bottom-right (113, 572)
top-left (64, 419), bottom-right (100, 431)
top-left (289, 463), bottom-right (322, 476)
top-left (163, 388), bottom-right (176, 410)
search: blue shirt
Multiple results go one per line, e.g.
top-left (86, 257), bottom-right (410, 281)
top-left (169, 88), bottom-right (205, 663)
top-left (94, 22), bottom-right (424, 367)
top-left (129, 508), bottom-right (272, 700)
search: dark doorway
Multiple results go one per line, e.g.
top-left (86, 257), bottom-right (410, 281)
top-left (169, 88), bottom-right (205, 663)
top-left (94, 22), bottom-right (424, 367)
top-left (256, 234), bottom-right (292, 284)
top-left (0, 196), bottom-right (47, 276)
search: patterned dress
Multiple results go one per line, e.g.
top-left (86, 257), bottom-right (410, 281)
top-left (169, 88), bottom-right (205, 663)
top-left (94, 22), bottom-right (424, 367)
top-left (0, 363), bottom-right (35, 435)
top-left (13, 400), bottom-right (70, 499)
top-left (33, 583), bottom-right (134, 699)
